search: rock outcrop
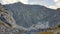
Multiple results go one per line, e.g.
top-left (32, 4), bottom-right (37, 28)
top-left (0, 4), bottom-right (16, 28)
top-left (0, 4), bottom-right (27, 34)
top-left (0, 2), bottom-right (60, 34)
top-left (3, 2), bottom-right (60, 28)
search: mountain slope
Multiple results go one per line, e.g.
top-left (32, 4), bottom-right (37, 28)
top-left (3, 2), bottom-right (60, 28)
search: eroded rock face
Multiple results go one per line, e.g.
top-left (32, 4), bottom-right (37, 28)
top-left (0, 26), bottom-right (26, 34)
top-left (1, 2), bottom-right (60, 34)
top-left (0, 4), bottom-right (16, 28)
top-left (0, 4), bottom-right (27, 34)
top-left (4, 2), bottom-right (60, 28)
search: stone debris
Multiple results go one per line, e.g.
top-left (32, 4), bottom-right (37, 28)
top-left (0, 26), bottom-right (25, 34)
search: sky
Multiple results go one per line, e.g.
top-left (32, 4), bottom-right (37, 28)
top-left (28, 0), bottom-right (56, 5)
top-left (28, 0), bottom-right (60, 9)
top-left (0, 0), bottom-right (60, 9)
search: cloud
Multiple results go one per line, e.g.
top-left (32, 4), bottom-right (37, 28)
top-left (1, 0), bottom-right (60, 9)
top-left (47, 0), bottom-right (60, 9)
top-left (54, 0), bottom-right (60, 8)
top-left (54, 0), bottom-right (58, 2)
top-left (28, 0), bottom-right (57, 9)
top-left (45, 5), bottom-right (57, 9)
top-left (29, 0), bottom-right (60, 9)
top-left (1, 0), bottom-right (28, 5)
top-left (19, 0), bottom-right (28, 4)
top-left (2, 0), bottom-right (18, 4)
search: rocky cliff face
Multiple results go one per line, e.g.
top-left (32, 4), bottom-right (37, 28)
top-left (0, 2), bottom-right (60, 34)
top-left (0, 4), bottom-right (16, 28)
top-left (3, 2), bottom-right (60, 28)
top-left (0, 4), bottom-right (27, 34)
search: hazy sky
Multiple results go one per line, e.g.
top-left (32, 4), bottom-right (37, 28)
top-left (0, 0), bottom-right (60, 9)
top-left (28, 0), bottom-right (56, 5)
top-left (28, 0), bottom-right (60, 9)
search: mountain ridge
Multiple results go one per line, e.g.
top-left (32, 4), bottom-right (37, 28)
top-left (3, 2), bottom-right (60, 28)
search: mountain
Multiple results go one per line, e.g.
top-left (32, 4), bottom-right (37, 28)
top-left (3, 2), bottom-right (60, 28)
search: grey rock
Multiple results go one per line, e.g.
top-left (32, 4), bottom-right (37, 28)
top-left (3, 2), bottom-right (60, 28)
